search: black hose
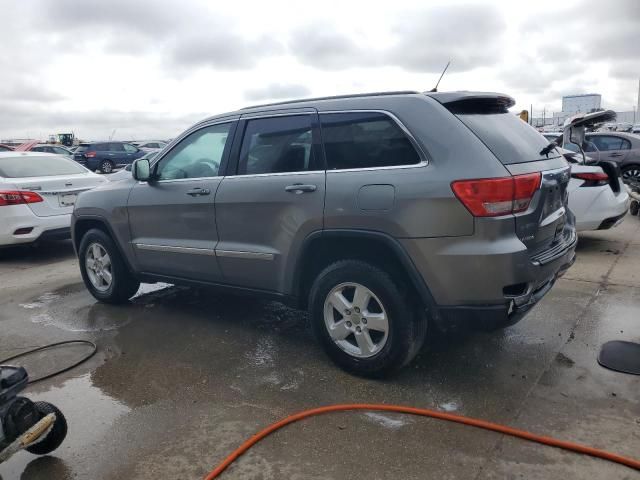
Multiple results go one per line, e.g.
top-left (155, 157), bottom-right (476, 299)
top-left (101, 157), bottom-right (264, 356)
top-left (0, 340), bottom-right (97, 385)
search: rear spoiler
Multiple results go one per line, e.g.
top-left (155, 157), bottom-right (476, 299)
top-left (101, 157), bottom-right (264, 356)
top-left (563, 110), bottom-right (616, 129)
top-left (425, 91), bottom-right (515, 114)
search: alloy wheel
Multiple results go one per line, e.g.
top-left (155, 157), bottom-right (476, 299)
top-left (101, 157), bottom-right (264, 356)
top-left (85, 243), bottom-right (113, 292)
top-left (323, 282), bottom-right (389, 358)
top-left (101, 161), bottom-right (113, 173)
top-left (622, 168), bottom-right (640, 183)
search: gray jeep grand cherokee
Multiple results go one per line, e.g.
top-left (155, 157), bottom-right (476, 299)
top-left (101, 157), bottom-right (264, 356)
top-left (72, 91), bottom-right (576, 376)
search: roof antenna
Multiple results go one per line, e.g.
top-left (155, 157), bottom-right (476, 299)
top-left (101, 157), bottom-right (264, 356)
top-left (429, 61), bottom-right (451, 92)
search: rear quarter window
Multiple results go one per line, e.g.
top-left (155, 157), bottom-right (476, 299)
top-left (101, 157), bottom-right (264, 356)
top-left (456, 113), bottom-right (559, 164)
top-left (320, 112), bottom-right (421, 170)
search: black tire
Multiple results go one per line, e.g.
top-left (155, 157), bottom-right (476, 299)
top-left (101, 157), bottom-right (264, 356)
top-left (309, 260), bottom-right (427, 377)
top-left (99, 160), bottom-right (114, 174)
top-left (25, 402), bottom-right (67, 455)
top-left (78, 228), bottom-right (140, 304)
top-left (630, 200), bottom-right (639, 216)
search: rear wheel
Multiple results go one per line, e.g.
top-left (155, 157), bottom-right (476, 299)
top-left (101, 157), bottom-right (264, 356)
top-left (79, 228), bottom-right (140, 303)
top-left (309, 260), bottom-right (427, 377)
top-left (99, 160), bottom-right (114, 174)
top-left (621, 165), bottom-right (640, 183)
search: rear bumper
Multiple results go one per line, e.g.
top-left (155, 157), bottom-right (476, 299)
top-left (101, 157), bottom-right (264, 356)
top-left (572, 186), bottom-right (629, 232)
top-left (598, 209), bottom-right (628, 230)
top-left (0, 205), bottom-right (71, 246)
top-left (400, 222), bottom-right (577, 332)
top-left (433, 251), bottom-right (575, 332)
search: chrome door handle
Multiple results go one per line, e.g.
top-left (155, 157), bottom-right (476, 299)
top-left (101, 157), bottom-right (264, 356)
top-left (609, 153), bottom-right (623, 157)
top-left (186, 187), bottom-right (211, 196)
top-left (285, 184), bottom-right (317, 194)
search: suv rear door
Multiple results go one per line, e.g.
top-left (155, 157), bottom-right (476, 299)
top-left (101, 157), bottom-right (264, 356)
top-left (106, 142), bottom-right (126, 165)
top-left (214, 110), bottom-right (325, 292)
top-left (127, 121), bottom-right (236, 281)
top-left (122, 143), bottom-right (143, 165)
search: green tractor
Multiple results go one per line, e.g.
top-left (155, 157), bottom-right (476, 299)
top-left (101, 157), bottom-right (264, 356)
top-left (57, 133), bottom-right (75, 147)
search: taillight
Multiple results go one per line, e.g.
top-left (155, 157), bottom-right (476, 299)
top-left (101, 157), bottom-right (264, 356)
top-left (0, 190), bottom-right (44, 206)
top-left (84, 151), bottom-right (96, 158)
top-left (571, 171), bottom-right (608, 186)
top-left (451, 173), bottom-right (541, 217)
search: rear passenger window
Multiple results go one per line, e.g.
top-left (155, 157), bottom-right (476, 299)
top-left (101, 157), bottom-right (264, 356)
top-left (320, 112), bottom-right (420, 170)
top-left (109, 143), bottom-right (125, 152)
top-left (238, 115), bottom-right (318, 175)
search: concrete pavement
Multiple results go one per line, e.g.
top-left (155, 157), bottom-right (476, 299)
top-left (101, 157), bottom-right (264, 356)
top-left (0, 219), bottom-right (639, 479)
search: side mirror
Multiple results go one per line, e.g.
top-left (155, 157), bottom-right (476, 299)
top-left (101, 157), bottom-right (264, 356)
top-left (132, 159), bottom-right (151, 181)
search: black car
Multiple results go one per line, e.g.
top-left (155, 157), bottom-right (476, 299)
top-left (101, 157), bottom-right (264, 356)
top-left (73, 142), bottom-right (146, 173)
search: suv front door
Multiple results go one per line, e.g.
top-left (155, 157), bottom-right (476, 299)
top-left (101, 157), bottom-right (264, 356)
top-left (127, 121), bottom-right (236, 281)
top-left (215, 111), bottom-right (325, 293)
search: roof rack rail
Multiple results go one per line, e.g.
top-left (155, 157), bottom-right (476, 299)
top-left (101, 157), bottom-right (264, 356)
top-left (241, 90), bottom-right (421, 110)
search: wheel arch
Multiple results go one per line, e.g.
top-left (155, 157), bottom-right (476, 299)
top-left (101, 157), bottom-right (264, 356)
top-left (291, 229), bottom-right (438, 314)
top-left (72, 215), bottom-right (136, 275)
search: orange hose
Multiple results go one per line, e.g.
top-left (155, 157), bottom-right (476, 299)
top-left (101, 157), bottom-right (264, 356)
top-left (204, 403), bottom-right (640, 479)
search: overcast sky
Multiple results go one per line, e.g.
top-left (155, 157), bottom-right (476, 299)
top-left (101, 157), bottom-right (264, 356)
top-left (1, 0), bottom-right (638, 140)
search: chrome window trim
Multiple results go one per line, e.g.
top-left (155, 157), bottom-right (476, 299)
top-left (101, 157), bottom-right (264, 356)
top-left (155, 175), bottom-right (223, 184)
top-left (325, 160), bottom-right (428, 174)
top-left (222, 170), bottom-right (324, 179)
top-left (134, 243), bottom-right (216, 256)
top-left (137, 176), bottom-right (223, 185)
top-left (216, 250), bottom-right (274, 260)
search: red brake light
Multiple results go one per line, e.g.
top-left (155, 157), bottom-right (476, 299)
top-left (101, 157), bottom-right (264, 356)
top-left (84, 151), bottom-right (96, 158)
top-left (0, 190), bottom-right (44, 206)
top-left (571, 172), bottom-right (608, 182)
top-left (451, 173), bottom-right (541, 217)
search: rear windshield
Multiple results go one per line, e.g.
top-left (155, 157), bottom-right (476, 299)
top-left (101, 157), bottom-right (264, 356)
top-left (456, 113), bottom-right (560, 164)
top-left (75, 144), bottom-right (89, 153)
top-left (0, 155), bottom-right (87, 178)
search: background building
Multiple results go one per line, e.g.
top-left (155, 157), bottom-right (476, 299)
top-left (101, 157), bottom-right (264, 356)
top-left (561, 94), bottom-right (602, 114)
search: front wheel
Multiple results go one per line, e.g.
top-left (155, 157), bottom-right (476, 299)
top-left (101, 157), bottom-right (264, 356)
top-left (79, 228), bottom-right (140, 303)
top-left (309, 260), bottom-right (427, 377)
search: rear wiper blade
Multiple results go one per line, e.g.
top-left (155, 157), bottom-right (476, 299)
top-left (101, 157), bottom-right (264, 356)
top-left (539, 143), bottom-right (558, 157)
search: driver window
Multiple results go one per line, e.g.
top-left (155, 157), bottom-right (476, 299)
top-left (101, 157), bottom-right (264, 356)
top-left (156, 123), bottom-right (231, 180)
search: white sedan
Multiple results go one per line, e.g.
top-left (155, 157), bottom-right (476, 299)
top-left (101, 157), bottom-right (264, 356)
top-left (0, 152), bottom-right (108, 246)
top-left (563, 149), bottom-right (630, 231)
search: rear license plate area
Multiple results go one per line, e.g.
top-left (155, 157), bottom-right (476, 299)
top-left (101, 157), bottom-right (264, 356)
top-left (58, 193), bottom-right (77, 207)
